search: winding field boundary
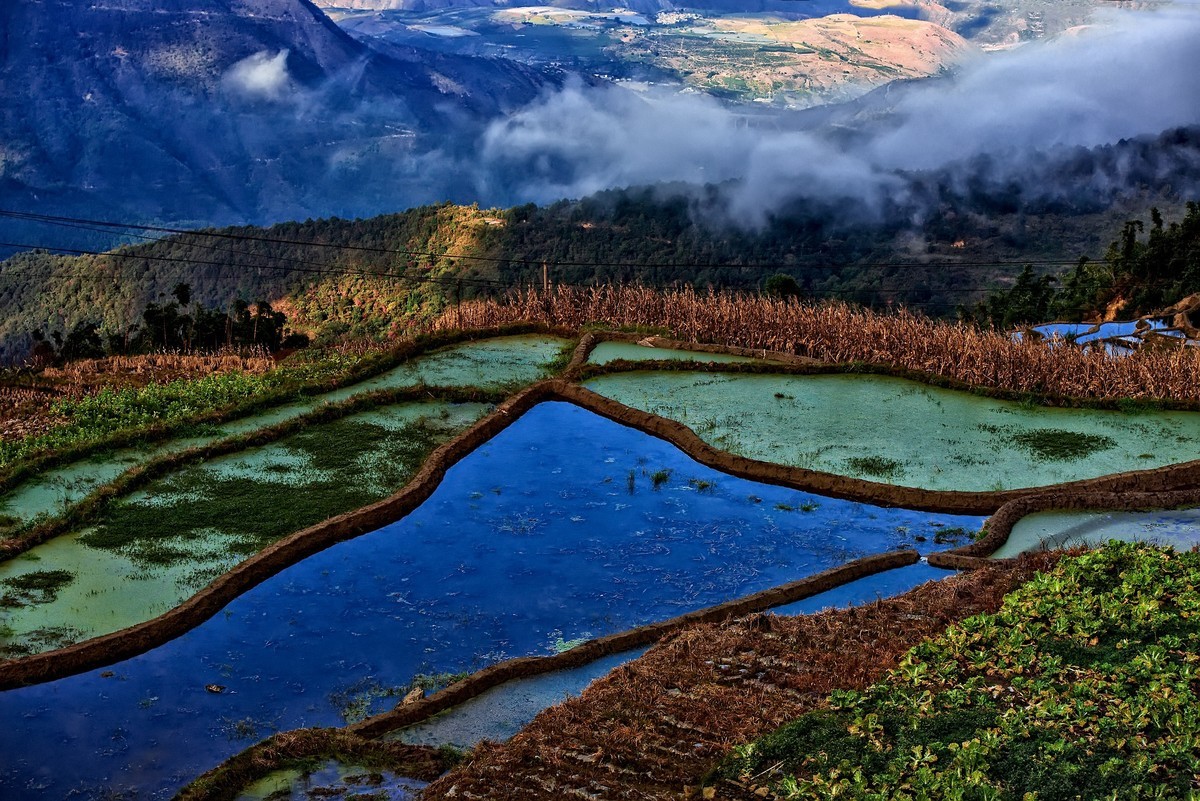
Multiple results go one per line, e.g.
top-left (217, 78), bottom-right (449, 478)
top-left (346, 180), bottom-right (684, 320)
top-left (9, 350), bottom-right (1200, 686)
top-left (6, 327), bottom-right (1200, 798)
top-left (0, 323), bottom-right (576, 497)
top-left (0, 382), bottom-right (557, 690)
top-left (930, 488), bottom-right (1200, 569)
top-left (557, 382), bottom-right (1200, 514)
top-left (347, 550), bottom-right (919, 738)
top-left (0, 385), bottom-right (509, 560)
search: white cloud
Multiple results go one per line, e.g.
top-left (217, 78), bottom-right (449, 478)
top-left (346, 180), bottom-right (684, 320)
top-left (223, 50), bottom-right (293, 103)
top-left (474, 3), bottom-right (1200, 223)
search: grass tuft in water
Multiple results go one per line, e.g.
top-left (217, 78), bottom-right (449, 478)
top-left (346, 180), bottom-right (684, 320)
top-left (846, 456), bottom-right (903, 479)
top-left (0, 569), bottom-right (75, 608)
top-left (1010, 429), bottom-right (1117, 462)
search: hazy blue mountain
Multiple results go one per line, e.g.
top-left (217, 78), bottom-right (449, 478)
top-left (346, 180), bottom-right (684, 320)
top-left (0, 0), bottom-right (555, 242)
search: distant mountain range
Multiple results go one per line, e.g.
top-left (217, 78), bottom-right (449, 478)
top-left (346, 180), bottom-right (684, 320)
top-left (0, 0), bottom-right (556, 243)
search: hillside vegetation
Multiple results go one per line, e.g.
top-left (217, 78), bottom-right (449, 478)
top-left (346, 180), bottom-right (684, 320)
top-left (720, 542), bottom-right (1200, 799)
top-left (973, 202), bottom-right (1200, 327)
top-left (3, 125), bottom-right (1199, 364)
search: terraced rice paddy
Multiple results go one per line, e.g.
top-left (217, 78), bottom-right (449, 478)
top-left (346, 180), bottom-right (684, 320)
top-left (8, 330), bottom-right (1200, 800)
top-left (0, 402), bottom-right (489, 657)
top-left (990, 507), bottom-right (1200, 558)
top-left (584, 371), bottom-right (1200, 491)
top-left (587, 341), bottom-right (763, 365)
top-left (0, 335), bottom-right (568, 525)
top-left (237, 762), bottom-right (428, 801)
top-left (0, 403), bottom-right (982, 799)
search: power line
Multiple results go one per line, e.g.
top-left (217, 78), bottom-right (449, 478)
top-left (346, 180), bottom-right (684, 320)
top-left (0, 208), bottom-right (1097, 272)
top-left (0, 241), bottom-right (511, 292)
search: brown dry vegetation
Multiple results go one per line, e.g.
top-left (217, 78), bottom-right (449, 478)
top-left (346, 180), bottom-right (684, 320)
top-left (37, 349), bottom-right (275, 391)
top-left (430, 286), bottom-right (1200, 401)
top-left (0, 350), bottom-right (275, 444)
top-left (421, 553), bottom-right (1060, 800)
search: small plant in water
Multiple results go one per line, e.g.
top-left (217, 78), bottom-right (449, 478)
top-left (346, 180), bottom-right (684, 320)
top-left (649, 469), bottom-right (672, 489)
top-left (0, 569), bottom-right (75, 608)
top-left (775, 503), bottom-right (795, 512)
top-left (1011, 429), bottom-right (1116, 462)
top-left (553, 635), bottom-right (589, 653)
top-left (846, 456), bottom-right (903, 479)
top-left (688, 478), bottom-right (716, 493)
top-left (933, 526), bottom-right (971, 545)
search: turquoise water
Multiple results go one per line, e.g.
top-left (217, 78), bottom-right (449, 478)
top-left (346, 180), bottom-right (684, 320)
top-left (588, 341), bottom-right (763, 365)
top-left (236, 762), bottom-right (426, 801)
top-left (584, 371), bottom-right (1200, 492)
top-left (0, 335), bottom-right (567, 527)
top-left (0, 402), bottom-right (489, 657)
top-left (991, 508), bottom-right (1200, 558)
top-left (0, 403), bottom-right (981, 799)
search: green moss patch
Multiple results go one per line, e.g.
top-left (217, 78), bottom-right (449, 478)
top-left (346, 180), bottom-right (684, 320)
top-left (719, 542), bottom-right (1200, 799)
top-left (1009, 428), bottom-right (1117, 462)
top-left (0, 569), bottom-right (74, 608)
top-left (845, 456), bottom-right (903, 479)
top-left (78, 409), bottom-right (472, 569)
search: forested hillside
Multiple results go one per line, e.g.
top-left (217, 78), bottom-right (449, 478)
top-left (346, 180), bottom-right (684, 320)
top-left (2, 125), bottom-right (1198, 362)
top-left (972, 202), bottom-right (1200, 327)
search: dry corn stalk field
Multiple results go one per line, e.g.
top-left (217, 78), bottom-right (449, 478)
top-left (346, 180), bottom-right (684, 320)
top-left (38, 349), bottom-right (275, 390)
top-left (432, 286), bottom-right (1200, 401)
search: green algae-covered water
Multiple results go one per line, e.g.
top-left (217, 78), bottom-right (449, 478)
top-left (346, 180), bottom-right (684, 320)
top-left (584, 371), bottom-right (1200, 492)
top-left (0, 401), bottom-right (489, 657)
top-left (991, 508), bottom-right (1200, 558)
top-left (0, 335), bottom-right (567, 526)
top-left (587, 341), bottom-right (764, 366)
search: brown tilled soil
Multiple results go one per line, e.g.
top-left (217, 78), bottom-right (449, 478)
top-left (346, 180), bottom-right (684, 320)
top-left (421, 554), bottom-right (1059, 801)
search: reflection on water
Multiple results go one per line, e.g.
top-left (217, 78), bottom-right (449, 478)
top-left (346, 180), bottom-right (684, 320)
top-left (0, 402), bottom-right (981, 799)
top-left (992, 508), bottom-right (1200, 558)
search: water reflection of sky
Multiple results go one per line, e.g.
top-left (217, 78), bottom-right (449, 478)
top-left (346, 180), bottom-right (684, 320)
top-left (0, 403), bottom-right (981, 800)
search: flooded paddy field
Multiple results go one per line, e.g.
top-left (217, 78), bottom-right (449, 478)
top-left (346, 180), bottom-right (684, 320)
top-left (0, 402), bottom-right (981, 799)
top-left (0, 335), bottom-right (568, 526)
top-left (991, 507), bottom-right (1200, 558)
top-left (237, 563), bottom-right (955, 799)
top-left (585, 371), bottom-right (1200, 491)
top-left (587, 341), bottom-right (763, 366)
top-left (237, 761), bottom-right (428, 801)
top-left (0, 402), bottom-right (488, 658)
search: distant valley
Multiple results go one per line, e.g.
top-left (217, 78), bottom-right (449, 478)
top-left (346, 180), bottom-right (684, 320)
top-left (316, 0), bottom-right (1101, 108)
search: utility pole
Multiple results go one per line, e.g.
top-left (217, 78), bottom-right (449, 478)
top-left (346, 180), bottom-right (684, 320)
top-left (455, 278), bottom-right (462, 329)
top-left (543, 262), bottom-right (549, 294)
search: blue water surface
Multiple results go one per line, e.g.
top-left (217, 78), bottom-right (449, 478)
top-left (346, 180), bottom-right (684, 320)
top-left (0, 402), bottom-right (982, 799)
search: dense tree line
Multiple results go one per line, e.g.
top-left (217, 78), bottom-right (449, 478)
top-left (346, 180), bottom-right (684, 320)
top-left (2, 125), bottom-right (1199, 362)
top-left (969, 202), bottom-right (1200, 328)
top-left (29, 283), bottom-right (306, 365)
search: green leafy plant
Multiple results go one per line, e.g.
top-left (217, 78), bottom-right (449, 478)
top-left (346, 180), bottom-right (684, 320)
top-left (719, 542), bottom-right (1200, 800)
